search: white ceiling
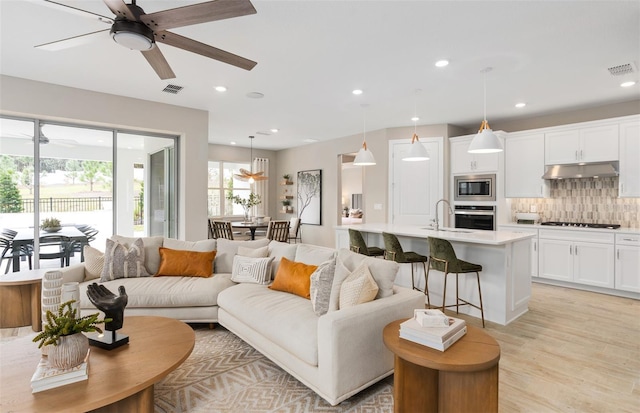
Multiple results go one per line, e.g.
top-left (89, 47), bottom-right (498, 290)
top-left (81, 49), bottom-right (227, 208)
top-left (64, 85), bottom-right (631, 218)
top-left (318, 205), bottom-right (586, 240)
top-left (1, 1), bottom-right (639, 151)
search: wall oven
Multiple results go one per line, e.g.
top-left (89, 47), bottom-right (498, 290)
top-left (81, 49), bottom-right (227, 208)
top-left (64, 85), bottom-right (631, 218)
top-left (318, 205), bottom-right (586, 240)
top-left (454, 174), bottom-right (496, 202)
top-left (454, 205), bottom-right (496, 231)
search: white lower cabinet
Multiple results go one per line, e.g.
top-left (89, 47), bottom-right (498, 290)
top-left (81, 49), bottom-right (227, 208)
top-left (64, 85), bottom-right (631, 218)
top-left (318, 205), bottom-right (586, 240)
top-left (499, 225), bottom-right (538, 277)
top-left (539, 230), bottom-right (615, 288)
top-left (615, 234), bottom-right (640, 293)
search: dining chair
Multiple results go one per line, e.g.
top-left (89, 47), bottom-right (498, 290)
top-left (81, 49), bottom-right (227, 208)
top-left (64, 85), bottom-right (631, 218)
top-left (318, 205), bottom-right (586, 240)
top-left (382, 232), bottom-right (430, 304)
top-left (1, 230), bottom-right (33, 273)
top-left (253, 216), bottom-right (271, 238)
top-left (427, 237), bottom-right (485, 327)
top-left (208, 219), bottom-right (215, 239)
top-left (288, 217), bottom-right (302, 243)
top-left (211, 221), bottom-right (234, 240)
top-left (39, 235), bottom-right (76, 267)
top-left (266, 220), bottom-right (290, 242)
top-left (70, 225), bottom-right (98, 262)
top-left (348, 228), bottom-right (384, 257)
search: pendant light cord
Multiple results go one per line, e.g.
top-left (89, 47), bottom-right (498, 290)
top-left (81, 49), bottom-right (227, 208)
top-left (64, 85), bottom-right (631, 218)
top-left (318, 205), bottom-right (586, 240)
top-left (483, 72), bottom-right (487, 122)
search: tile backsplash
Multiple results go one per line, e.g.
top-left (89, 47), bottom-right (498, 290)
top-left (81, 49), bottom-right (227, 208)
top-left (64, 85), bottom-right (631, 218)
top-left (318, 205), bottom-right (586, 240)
top-left (509, 177), bottom-right (640, 228)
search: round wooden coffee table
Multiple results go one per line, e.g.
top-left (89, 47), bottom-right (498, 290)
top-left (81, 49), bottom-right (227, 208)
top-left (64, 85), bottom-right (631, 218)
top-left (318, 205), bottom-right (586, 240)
top-left (383, 319), bottom-right (500, 413)
top-left (0, 316), bottom-right (195, 413)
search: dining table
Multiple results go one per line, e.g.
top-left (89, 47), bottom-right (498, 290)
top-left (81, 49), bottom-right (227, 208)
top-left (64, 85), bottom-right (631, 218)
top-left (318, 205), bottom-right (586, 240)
top-left (231, 222), bottom-right (269, 240)
top-left (9, 226), bottom-right (88, 272)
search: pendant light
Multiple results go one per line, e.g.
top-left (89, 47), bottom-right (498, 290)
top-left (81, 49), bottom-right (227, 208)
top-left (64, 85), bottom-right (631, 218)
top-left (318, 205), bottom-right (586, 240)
top-left (353, 104), bottom-right (376, 166)
top-left (403, 89), bottom-right (429, 161)
top-left (468, 67), bottom-right (503, 154)
top-left (234, 136), bottom-right (267, 183)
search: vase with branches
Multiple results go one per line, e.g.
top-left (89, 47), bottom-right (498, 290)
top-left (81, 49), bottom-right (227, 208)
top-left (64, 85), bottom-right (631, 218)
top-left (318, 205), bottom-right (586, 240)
top-left (226, 192), bottom-right (261, 222)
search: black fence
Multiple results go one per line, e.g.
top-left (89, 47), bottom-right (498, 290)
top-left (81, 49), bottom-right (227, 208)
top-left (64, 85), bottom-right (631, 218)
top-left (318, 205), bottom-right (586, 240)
top-left (15, 197), bottom-right (113, 213)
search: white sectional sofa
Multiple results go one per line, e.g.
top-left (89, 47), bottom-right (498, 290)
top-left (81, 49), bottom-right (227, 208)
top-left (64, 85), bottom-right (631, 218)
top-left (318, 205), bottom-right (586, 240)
top-left (53, 236), bottom-right (424, 406)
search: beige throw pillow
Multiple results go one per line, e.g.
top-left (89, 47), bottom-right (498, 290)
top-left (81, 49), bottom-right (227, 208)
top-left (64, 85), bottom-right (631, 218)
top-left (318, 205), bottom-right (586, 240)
top-left (310, 258), bottom-right (336, 316)
top-left (83, 245), bottom-right (104, 281)
top-left (237, 245), bottom-right (269, 258)
top-left (339, 262), bottom-right (379, 309)
top-left (100, 238), bottom-right (151, 281)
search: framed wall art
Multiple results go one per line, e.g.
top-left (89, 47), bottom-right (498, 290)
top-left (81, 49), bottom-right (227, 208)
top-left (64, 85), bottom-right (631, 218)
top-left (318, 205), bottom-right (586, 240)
top-left (297, 169), bottom-right (322, 225)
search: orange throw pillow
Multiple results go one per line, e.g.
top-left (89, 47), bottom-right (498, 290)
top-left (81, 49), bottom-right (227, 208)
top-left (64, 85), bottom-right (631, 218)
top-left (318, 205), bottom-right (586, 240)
top-left (155, 247), bottom-right (216, 278)
top-left (269, 257), bottom-right (318, 299)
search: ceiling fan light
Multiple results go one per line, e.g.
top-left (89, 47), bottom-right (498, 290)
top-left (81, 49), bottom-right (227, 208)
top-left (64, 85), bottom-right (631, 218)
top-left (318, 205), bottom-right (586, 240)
top-left (110, 20), bottom-right (154, 51)
top-left (469, 121), bottom-right (503, 153)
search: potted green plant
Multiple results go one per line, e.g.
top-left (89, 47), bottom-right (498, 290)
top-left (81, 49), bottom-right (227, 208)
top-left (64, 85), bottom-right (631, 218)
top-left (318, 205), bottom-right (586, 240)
top-left (33, 300), bottom-right (111, 369)
top-left (41, 217), bottom-right (62, 233)
top-left (226, 192), bottom-right (262, 222)
top-left (282, 199), bottom-right (292, 213)
top-left (282, 174), bottom-right (292, 185)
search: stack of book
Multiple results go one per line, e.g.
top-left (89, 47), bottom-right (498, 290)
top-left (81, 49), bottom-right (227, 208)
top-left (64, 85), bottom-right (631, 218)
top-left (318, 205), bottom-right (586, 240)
top-left (30, 350), bottom-right (90, 393)
top-left (399, 311), bottom-right (467, 351)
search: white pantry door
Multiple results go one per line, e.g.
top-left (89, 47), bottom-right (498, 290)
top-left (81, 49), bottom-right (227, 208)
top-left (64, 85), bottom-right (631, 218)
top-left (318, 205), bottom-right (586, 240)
top-left (389, 137), bottom-right (443, 226)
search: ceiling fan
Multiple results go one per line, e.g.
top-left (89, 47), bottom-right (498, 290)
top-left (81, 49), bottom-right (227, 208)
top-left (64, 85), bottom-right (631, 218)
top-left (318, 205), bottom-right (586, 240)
top-left (35, 0), bottom-right (258, 80)
top-left (234, 136), bottom-right (267, 183)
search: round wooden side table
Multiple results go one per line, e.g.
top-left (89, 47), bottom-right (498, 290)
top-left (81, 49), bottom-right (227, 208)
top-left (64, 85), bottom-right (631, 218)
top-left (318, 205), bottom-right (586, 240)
top-left (383, 319), bottom-right (500, 413)
top-left (0, 268), bottom-right (48, 331)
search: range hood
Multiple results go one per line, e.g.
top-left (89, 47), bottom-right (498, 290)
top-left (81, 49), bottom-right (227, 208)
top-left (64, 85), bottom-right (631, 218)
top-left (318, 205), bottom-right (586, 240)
top-left (542, 162), bottom-right (619, 180)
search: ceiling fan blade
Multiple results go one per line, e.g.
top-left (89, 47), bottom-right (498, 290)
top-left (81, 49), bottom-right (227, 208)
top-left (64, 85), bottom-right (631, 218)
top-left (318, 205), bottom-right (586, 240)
top-left (33, 0), bottom-right (114, 24)
top-left (156, 31), bottom-right (256, 71)
top-left (252, 175), bottom-right (268, 181)
top-left (140, 0), bottom-right (257, 32)
top-left (239, 168), bottom-right (252, 175)
top-left (141, 46), bottom-right (176, 80)
top-left (234, 174), bottom-right (249, 181)
top-left (102, 0), bottom-right (137, 21)
top-left (35, 29), bottom-right (109, 51)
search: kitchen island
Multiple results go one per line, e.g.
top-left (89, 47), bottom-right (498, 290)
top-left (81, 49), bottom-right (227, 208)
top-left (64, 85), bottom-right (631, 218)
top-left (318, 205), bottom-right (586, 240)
top-left (336, 224), bottom-right (535, 325)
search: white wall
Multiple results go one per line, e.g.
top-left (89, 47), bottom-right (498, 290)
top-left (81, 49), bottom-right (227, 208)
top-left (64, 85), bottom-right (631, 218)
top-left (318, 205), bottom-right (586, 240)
top-left (0, 75), bottom-right (209, 241)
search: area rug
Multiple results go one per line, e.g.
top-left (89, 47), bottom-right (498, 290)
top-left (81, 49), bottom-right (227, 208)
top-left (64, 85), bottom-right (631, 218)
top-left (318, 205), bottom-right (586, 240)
top-left (154, 325), bottom-right (394, 413)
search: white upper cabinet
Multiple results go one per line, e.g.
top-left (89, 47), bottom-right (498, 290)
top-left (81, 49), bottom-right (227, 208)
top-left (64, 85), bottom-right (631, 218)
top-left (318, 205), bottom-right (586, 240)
top-left (505, 133), bottom-right (548, 198)
top-left (619, 121), bottom-right (640, 198)
top-left (545, 124), bottom-right (619, 164)
top-left (450, 135), bottom-right (501, 174)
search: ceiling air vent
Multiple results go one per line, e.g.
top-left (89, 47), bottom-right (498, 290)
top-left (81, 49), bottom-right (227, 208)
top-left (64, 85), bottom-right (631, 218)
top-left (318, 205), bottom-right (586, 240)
top-left (607, 62), bottom-right (637, 76)
top-left (162, 84), bottom-right (184, 94)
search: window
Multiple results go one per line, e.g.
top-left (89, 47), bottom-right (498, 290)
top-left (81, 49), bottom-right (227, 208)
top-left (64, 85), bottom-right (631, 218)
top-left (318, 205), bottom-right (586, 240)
top-left (207, 161), bottom-right (250, 217)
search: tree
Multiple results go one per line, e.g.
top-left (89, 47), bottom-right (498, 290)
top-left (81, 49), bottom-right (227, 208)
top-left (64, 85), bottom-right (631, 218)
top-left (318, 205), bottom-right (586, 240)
top-left (98, 161), bottom-right (113, 191)
top-left (0, 170), bottom-right (23, 213)
top-left (20, 166), bottom-right (33, 195)
top-left (65, 160), bottom-right (81, 184)
top-left (80, 160), bottom-right (102, 191)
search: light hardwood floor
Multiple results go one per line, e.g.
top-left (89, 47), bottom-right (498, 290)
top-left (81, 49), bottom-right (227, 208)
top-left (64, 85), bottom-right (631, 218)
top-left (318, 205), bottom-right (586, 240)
top-left (2, 283), bottom-right (638, 412)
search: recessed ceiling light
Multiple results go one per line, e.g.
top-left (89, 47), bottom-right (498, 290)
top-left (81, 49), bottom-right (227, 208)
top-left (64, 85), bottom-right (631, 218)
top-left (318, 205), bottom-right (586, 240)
top-left (411, 116), bottom-right (420, 122)
top-left (435, 59), bottom-right (449, 67)
top-left (270, 128), bottom-right (279, 133)
top-left (303, 138), bottom-right (318, 143)
top-left (97, 139), bottom-right (104, 143)
top-left (230, 141), bottom-right (237, 145)
top-left (246, 92), bottom-right (264, 99)
top-left (515, 102), bottom-right (526, 108)
top-left (214, 86), bottom-right (227, 92)
top-left (620, 81), bottom-right (636, 87)
top-left (352, 89), bottom-right (363, 95)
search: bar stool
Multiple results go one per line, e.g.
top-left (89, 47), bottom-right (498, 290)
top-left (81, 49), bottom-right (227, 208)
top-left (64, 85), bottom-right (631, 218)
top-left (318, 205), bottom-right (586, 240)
top-left (348, 228), bottom-right (384, 257)
top-left (382, 232), bottom-right (430, 305)
top-left (427, 237), bottom-right (485, 327)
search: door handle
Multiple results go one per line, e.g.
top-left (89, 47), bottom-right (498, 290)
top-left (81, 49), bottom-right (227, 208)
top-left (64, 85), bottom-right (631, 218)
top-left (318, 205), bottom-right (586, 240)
top-left (575, 150), bottom-right (578, 160)
top-left (575, 245), bottom-right (578, 255)
top-left (569, 245), bottom-right (572, 255)
top-left (580, 150), bottom-right (583, 160)
top-left (617, 249), bottom-right (620, 259)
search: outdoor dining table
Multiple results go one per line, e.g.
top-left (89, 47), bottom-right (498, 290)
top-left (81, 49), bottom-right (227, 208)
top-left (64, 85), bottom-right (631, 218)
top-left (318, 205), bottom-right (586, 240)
top-left (9, 226), bottom-right (88, 272)
top-left (231, 222), bottom-right (269, 240)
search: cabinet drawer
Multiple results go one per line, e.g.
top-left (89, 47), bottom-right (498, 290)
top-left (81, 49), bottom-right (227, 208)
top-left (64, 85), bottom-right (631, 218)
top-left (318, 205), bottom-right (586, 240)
top-left (616, 233), bottom-right (640, 245)
top-left (539, 229), bottom-right (614, 243)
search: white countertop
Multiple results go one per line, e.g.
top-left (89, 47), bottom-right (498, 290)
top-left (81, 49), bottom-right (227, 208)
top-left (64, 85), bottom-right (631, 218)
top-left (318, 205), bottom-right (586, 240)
top-left (499, 223), bottom-right (640, 236)
top-left (336, 223), bottom-right (535, 246)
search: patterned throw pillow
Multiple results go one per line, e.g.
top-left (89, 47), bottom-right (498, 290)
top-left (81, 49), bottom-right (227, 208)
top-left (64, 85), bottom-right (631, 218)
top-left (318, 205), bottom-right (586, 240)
top-left (83, 245), bottom-right (104, 281)
top-left (339, 262), bottom-right (379, 309)
top-left (310, 258), bottom-right (336, 316)
top-left (231, 256), bottom-right (275, 284)
top-left (100, 238), bottom-right (150, 281)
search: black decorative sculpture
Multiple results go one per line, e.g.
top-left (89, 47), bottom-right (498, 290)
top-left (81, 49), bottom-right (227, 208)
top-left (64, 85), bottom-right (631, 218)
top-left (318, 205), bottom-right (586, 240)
top-left (86, 283), bottom-right (129, 350)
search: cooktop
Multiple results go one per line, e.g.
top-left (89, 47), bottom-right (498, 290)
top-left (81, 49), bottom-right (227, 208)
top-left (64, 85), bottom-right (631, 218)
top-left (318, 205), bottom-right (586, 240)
top-left (540, 221), bottom-right (620, 229)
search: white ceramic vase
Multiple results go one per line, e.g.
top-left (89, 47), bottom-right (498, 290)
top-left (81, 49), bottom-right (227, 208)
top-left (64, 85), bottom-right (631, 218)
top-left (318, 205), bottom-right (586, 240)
top-left (61, 282), bottom-right (80, 313)
top-left (48, 333), bottom-right (89, 369)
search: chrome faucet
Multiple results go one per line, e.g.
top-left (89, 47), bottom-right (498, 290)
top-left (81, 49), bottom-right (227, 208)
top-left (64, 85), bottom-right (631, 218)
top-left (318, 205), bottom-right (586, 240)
top-left (432, 199), bottom-right (454, 231)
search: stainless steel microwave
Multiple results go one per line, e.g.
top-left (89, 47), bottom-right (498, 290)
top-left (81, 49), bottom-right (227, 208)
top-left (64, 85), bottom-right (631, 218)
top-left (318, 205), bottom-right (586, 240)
top-left (454, 174), bottom-right (496, 202)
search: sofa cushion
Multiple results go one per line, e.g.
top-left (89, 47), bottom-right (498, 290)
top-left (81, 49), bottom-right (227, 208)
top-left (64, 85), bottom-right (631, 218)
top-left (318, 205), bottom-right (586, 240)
top-left (110, 235), bottom-right (164, 275)
top-left (294, 244), bottom-right (336, 265)
top-left (267, 241), bottom-right (298, 278)
top-left (156, 247), bottom-right (216, 278)
top-left (269, 257), bottom-right (317, 299)
top-left (339, 262), bottom-right (379, 309)
top-left (231, 255), bottom-right (274, 284)
top-left (83, 245), bottom-right (104, 281)
top-left (215, 238), bottom-right (271, 274)
top-left (336, 248), bottom-right (398, 299)
top-left (80, 274), bottom-right (236, 309)
top-left (310, 258), bottom-right (336, 316)
top-left (100, 238), bottom-right (150, 281)
top-left (237, 245), bottom-right (269, 258)
top-left (217, 283), bottom-right (319, 366)
top-left (163, 238), bottom-right (216, 252)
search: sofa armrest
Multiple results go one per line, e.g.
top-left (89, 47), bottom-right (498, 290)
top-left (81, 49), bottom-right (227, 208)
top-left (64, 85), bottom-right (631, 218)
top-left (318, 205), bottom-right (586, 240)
top-left (317, 286), bottom-right (424, 397)
top-left (57, 263), bottom-right (86, 284)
